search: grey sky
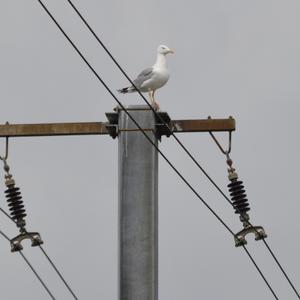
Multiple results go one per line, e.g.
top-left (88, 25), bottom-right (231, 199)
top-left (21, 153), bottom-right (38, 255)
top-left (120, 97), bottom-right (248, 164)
top-left (0, 0), bottom-right (300, 299)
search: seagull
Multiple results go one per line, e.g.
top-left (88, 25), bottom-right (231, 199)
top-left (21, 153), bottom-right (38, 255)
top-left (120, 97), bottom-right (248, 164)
top-left (118, 45), bottom-right (174, 110)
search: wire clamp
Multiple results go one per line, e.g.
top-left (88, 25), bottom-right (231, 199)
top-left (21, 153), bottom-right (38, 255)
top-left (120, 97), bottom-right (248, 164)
top-left (10, 229), bottom-right (43, 252)
top-left (234, 213), bottom-right (267, 247)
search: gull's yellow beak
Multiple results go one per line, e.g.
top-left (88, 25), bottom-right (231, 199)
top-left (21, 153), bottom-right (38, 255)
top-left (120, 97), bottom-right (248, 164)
top-left (168, 49), bottom-right (175, 54)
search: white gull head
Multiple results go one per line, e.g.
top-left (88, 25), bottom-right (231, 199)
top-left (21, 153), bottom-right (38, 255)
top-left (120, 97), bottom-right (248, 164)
top-left (157, 45), bottom-right (174, 55)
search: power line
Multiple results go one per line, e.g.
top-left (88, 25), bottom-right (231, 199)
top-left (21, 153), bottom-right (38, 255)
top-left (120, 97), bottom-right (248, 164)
top-left (19, 252), bottom-right (56, 300)
top-left (62, 1), bottom-right (300, 298)
top-left (0, 208), bottom-right (79, 300)
top-left (262, 239), bottom-right (300, 299)
top-left (35, 2), bottom-right (280, 299)
top-left (0, 229), bottom-right (56, 300)
top-left (0, 206), bottom-right (12, 221)
top-left (242, 245), bottom-right (279, 300)
top-left (39, 245), bottom-right (79, 300)
top-left (0, 228), bottom-right (10, 241)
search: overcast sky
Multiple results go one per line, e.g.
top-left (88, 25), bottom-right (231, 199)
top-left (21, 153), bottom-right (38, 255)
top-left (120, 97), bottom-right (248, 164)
top-left (0, 0), bottom-right (300, 299)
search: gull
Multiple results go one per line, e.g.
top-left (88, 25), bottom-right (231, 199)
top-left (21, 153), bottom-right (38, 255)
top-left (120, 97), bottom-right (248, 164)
top-left (118, 45), bottom-right (174, 110)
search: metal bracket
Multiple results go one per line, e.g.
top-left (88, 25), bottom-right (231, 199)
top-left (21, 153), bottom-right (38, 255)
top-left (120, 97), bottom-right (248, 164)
top-left (234, 225), bottom-right (267, 247)
top-left (105, 112), bottom-right (118, 139)
top-left (155, 111), bottom-right (172, 140)
top-left (106, 110), bottom-right (173, 140)
top-left (10, 231), bottom-right (43, 252)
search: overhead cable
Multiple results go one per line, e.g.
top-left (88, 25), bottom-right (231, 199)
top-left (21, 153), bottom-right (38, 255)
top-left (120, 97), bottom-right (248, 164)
top-left (39, 245), bottom-right (79, 300)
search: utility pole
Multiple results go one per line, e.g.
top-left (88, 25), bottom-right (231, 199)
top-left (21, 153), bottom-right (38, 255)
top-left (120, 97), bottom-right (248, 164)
top-left (118, 105), bottom-right (158, 299)
top-left (0, 107), bottom-right (235, 299)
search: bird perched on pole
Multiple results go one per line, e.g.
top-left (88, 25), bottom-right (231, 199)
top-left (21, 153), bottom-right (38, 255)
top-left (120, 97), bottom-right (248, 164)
top-left (118, 45), bottom-right (174, 110)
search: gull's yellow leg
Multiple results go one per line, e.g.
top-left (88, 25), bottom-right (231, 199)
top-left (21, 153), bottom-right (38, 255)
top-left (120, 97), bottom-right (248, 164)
top-left (148, 91), bottom-right (154, 105)
top-left (152, 90), bottom-right (160, 111)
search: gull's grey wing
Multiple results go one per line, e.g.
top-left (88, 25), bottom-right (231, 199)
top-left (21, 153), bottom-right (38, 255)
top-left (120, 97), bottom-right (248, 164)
top-left (133, 67), bottom-right (154, 88)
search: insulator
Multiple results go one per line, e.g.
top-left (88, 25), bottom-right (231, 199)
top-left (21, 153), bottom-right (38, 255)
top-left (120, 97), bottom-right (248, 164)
top-left (5, 183), bottom-right (27, 226)
top-left (2, 172), bottom-right (43, 252)
top-left (228, 178), bottom-right (250, 215)
top-left (225, 160), bottom-right (267, 246)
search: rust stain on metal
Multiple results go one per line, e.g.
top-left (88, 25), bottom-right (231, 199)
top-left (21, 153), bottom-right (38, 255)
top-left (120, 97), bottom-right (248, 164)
top-left (170, 118), bottom-right (235, 133)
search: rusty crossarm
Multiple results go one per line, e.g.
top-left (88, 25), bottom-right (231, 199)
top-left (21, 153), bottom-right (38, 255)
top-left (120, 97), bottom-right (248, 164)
top-left (170, 118), bottom-right (235, 133)
top-left (0, 118), bottom-right (235, 137)
top-left (0, 122), bottom-right (108, 137)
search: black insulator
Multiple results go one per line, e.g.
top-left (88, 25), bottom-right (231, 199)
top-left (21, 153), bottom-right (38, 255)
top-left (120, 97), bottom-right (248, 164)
top-left (5, 184), bottom-right (27, 223)
top-left (228, 178), bottom-right (250, 215)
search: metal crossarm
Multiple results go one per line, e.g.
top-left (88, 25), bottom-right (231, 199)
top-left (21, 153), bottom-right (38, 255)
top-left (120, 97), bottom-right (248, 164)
top-left (0, 118), bottom-right (235, 138)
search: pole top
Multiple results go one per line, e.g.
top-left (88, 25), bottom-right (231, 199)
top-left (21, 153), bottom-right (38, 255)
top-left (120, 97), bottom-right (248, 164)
top-left (113, 105), bottom-right (153, 112)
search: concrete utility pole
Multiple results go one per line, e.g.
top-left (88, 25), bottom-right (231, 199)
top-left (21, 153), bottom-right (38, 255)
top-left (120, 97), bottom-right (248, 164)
top-left (118, 105), bottom-right (158, 299)
top-left (0, 108), bottom-right (235, 299)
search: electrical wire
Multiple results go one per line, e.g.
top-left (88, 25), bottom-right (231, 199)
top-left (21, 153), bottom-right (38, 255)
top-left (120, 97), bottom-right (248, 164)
top-left (39, 245), bottom-right (79, 300)
top-left (0, 206), bottom-right (13, 221)
top-left (0, 228), bottom-right (10, 241)
top-left (19, 252), bottom-right (56, 300)
top-left (242, 245), bottom-right (279, 300)
top-left (0, 207), bottom-right (79, 300)
top-left (62, 2), bottom-right (300, 298)
top-left (262, 239), bottom-right (300, 299)
top-left (35, 2), bottom-right (280, 299)
top-left (0, 229), bottom-right (56, 300)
